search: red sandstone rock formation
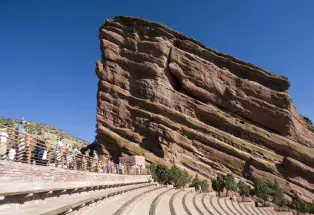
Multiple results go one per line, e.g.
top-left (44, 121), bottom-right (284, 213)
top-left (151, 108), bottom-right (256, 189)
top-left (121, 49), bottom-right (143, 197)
top-left (96, 16), bottom-right (314, 202)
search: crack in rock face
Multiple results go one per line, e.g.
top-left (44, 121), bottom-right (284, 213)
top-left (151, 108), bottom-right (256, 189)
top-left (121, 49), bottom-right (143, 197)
top-left (95, 16), bottom-right (314, 202)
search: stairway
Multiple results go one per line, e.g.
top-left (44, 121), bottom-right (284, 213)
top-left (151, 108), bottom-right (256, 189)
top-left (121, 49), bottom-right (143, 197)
top-left (0, 184), bottom-right (279, 215)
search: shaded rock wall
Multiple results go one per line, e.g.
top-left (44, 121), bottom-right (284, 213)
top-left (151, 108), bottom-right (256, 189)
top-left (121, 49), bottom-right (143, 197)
top-left (95, 16), bottom-right (314, 202)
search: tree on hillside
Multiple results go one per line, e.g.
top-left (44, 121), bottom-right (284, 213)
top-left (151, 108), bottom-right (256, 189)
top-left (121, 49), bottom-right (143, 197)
top-left (200, 180), bottom-right (209, 193)
top-left (310, 201), bottom-right (314, 214)
top-left (224, 173), bottom-right (237, 197)
top-left (290, 193), bottom-right (310, 214)
top-left (253, 179), bottom-right (269, 203)
top-left (238, 180), bottom-right (250, 202)
top-left (155, 164), bottom-right (172, 185)
top-left (170, 166), bottom-right (189, 188)
top-left (192, 175), bottom-right (201, 190)
top-left (272, 179), bottom-right (285, 208)
top-left (192, 175), bottom-right (209, 193)
top-left (212, 174), bottom-right (225, 197)
top-left (148, 164), bottom-right (157, 181)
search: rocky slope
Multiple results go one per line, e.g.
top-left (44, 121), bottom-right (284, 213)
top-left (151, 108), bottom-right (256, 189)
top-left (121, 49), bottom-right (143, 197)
top-left (95, 16), bottom-right (314, 202)
top-left (0, 117), bottom-right (89, 149)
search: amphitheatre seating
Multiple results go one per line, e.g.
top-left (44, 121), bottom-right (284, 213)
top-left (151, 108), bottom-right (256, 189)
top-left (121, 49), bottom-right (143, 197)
top-left (0, 180), bottom-right (281, 215)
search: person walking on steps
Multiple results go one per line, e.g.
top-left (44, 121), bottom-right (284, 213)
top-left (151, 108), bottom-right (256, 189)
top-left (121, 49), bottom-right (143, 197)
top-left (197, 184), bottom-right (203, 194)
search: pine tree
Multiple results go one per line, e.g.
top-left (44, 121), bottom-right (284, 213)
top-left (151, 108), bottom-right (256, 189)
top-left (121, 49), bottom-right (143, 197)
top-left (155, 164), bottom-right (171, 185)
top-left (272, 179), bottom-right (285, 207)
top-left (170, 166), bottom-right (189, 188)
top-left (290, 193), bottom-right (310, 214)
top-left (224, 173), bottom-right (237, 197)
top-left (212, 174), bottom-right (225, 197)
top-left (238, 180), bottom-right (250, 202)
top-left (254, 179), bottom-right (269, 203)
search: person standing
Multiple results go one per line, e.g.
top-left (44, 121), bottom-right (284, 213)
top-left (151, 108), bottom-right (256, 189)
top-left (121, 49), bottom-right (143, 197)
top-left (0, 127), bottom-right (9, 160)
top-left (37, 129), bottom-right (48, 166)
top-left (55, 137), bottom-right (63, 167)
top-left (197, 184), bottom-right (203, 194)
top-left (16, 119), bottom-right (27, 162)
top-left (119, 162), bottom-right (123, 174)
top-left (66, 144), bottom-right (73, 169)
top-left (8, 146), bottom-right (16, 161)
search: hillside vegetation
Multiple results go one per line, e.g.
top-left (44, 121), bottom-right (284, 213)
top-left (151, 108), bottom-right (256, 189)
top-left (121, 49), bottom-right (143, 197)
top-left (0, 117), bottom-right (90, 149)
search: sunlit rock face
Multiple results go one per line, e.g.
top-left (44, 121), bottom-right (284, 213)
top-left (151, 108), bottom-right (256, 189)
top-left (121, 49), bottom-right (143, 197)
top-left (95, 16), bottom-right (314, 202)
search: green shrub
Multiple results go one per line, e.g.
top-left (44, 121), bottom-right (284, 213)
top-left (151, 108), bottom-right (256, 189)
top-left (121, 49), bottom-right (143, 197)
top-left (170, 166), bottom-right (189, 188)
top-left (200, 180), bottom-right (209, 192)
top-left (272, 179), bottom-right (285, 207)
top-left (149, 164), bottom-right (190, 188)
top-left (148, 164), bottom-right (157, 182)
top-left (254, 179), bottom-right (269, 202)
top-left (191, 175), bottom-right (209, 192)
top-left (310, 202), bottom-right (314, 214)
top-left (155, 164), bottom-right (172, 185)
top-left (191, 175), bottom-right (201, 188)
top-left (224, 173), bottom-right (237, 197)
top-left (238, 180), bottom-right (250, 202)
top-left (290, 193), bottom-right (310, 214)
top-left (212, 174), bottom-right (225, 197)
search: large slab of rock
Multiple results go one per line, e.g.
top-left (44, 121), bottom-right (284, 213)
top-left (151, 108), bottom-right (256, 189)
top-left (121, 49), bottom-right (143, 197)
top-left (95, 16), bottom-right (314, 202)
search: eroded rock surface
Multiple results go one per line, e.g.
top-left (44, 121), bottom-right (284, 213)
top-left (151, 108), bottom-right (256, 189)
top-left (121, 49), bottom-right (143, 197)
top-left (96, 16), bottom-right (314, 202)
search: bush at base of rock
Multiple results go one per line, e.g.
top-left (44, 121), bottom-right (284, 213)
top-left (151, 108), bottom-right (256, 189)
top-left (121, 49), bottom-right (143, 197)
top-left (191, 175), bottom-right (209, 192)
top-left (170, 166), bottom-right (189, 188)
top-left (224, 173), bottom-right (237, 197)
top-left (238, 180), bottom-right (251, 202)
top-left (271, 179), bottom-right (285, 207)
top-left (212, 174), bottom-right (225, 197)
top-left (149, 164), bottom-right (190, 188)
top-left (290, 193), bottom-right (314, 214)
top-left (253, 179), bottom-right (269, 202)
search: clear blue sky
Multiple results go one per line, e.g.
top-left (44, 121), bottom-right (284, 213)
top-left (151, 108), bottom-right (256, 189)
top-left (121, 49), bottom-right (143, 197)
top-left (1, 1), bottom-right (313, 142)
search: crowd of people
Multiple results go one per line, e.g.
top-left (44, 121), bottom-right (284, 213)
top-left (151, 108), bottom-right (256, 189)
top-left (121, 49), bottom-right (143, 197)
top-left (0, 119), bottom-right (145, 175)
top-left (101, 160), bottom-right (144, 175)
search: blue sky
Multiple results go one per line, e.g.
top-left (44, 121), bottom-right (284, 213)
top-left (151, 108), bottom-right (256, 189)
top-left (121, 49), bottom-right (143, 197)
top-left (0, 1), bottom-right (313, 142)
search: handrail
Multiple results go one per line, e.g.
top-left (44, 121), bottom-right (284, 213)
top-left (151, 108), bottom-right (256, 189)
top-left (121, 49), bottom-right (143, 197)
top-left (0, 123), bottom-right (46, 143)
top-left (0, 123), bottom-right (146, 175)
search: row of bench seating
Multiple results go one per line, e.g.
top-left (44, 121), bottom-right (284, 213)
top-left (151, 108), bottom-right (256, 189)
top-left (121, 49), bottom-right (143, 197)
top-left (0, 182), bottom-right (280, 215)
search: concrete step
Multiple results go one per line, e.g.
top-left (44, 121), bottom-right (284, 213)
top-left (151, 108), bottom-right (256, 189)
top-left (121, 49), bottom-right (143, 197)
top-left (155, 188), bottom-right (178, 215)
top-left (193, 193), bottom-right (208, 215)
top-left (0, 181), bottom-right (148, 212)
top-left (256, 207), bottom-right (274, 215)
top-left (0, 183), bottom-right (154, 215)
top-left (217, 197), bottom-right (233, 215)
top-left (75, 184), bottom-right (159, 215)
top-left (224, 198), bottom-right (241, 215)
top-left (149, 186), bottom-right (174, 215)
top-left (209, 195), bottom-right (226, 215)
top-left (183, 191), bottom-right (200, 215)
top-left (200, 194), bottom-right (215, 215)
top-left (171, 189), bottom-right (191, 215)
top-left (237, 202), bottom-right (254, 215)
top-left (253, 205), bottom-right (267, 215)
top-left (112, 185), bottom-right (165, 215)
top-left (127, 186), bottom-right (170, 215)
top-left (230, 200), bottom-right (250, 215)
top-left (243, 203), bottom-right (260, 215)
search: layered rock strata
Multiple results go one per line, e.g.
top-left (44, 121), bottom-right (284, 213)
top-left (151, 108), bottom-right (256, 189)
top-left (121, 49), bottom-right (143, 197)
top-left (95, 16), bottom-right (314, 202)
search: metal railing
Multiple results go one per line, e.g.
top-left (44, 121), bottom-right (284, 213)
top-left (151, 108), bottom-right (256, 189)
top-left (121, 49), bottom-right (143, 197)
top-left (0, 123), bottom-right (145, 175)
